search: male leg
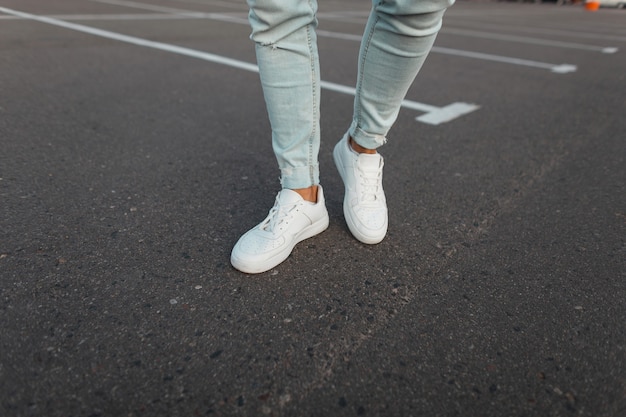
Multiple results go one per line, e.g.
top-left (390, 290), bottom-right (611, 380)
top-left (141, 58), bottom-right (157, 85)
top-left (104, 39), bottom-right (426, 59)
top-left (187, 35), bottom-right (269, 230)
top-left (334, 0), bottom-right (455, 244)
top-left (231, 0), bottom-right (328, 273)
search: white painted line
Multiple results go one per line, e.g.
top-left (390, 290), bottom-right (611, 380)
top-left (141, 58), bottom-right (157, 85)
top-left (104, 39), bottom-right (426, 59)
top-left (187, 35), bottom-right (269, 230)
top-left (92, 0), bottom-right (206, 15)
top-left (316, 30), bottom-right (362, 42)
top-left (321, 14), bottom-right (622, 51)
top-left (432, 46), bottom-right (577, 74)
top-left (1, 7), bottom-right (478, 125)
top-left (88, 0), bottom-right (576, 73)
top-left (310, 80), bottom-right (479, 125)
top-left (416, 102), bottom-right (481, 126)
top-left (0, 7), bottom-right (258, 72)
top-left (91, 0), bottom-right (580, 74)
top-left (445, 21), bottom-right (626, 44)
top-left (0, 13), bottom-right (204, 21)
top-left (5, 8), bottom-right (618, 58)
top-left (90, 0), bottom-right (249, 24)
top-left (0, 11), bottom-right (248, 24)
top-left (91, 0), bottom-right (237, 19)
top-left (317, 30), bottom-right (576, 74)
top-left (442, 28), bottom-right (618, 55)
top-left (166, 0), bottom-right (247, 11)
top-left (0, 7), bottom-right (479, 125)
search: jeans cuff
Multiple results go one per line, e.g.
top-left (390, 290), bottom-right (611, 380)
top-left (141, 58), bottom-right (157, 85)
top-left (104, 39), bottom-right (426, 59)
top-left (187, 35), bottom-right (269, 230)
top-left (349, 122), bottom-right (387, 150)
top-left (280, 165), bottom-right (319, 189)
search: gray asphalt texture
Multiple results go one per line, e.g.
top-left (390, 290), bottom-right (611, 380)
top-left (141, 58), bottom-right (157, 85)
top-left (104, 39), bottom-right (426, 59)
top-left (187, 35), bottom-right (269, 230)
top-left (1, 0), bottom-right (625, 416)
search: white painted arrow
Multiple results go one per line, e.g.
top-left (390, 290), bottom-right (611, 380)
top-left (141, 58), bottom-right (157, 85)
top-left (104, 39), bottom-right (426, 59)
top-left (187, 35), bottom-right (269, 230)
top-left (320, 80), bottom-right (480, 125)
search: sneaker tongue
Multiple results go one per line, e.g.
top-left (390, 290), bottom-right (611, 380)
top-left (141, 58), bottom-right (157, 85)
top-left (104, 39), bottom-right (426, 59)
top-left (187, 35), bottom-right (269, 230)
top-left (358, 153), bottom-right (381, 170)
top-left (278, 189), bottom-right (304, 205)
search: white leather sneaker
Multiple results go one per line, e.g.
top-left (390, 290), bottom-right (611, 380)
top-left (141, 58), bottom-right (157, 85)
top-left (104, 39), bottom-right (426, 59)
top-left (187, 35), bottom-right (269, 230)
top-left (231, 186), bottom-right (329, 274)
top-left (333, 133), bottom-right (387, 244)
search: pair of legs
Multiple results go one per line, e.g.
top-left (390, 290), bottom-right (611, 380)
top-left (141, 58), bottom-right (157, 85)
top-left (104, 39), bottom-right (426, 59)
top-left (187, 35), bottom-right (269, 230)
top-left (231, 0), bottom-right (454, 273)
top-left (249, 0), bottom-right (453, 191)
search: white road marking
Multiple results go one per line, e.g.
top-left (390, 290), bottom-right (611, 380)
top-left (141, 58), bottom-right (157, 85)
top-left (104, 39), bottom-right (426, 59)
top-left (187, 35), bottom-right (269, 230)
top-left (319, 16), bottom-right (619, 54)
top-left (0, 13), bottom-right (206, 21)
top-left (318, 80), bottom-right (480, 125)
top-left (0, 7), bottom-right (479, 125)
top-left (445, 21), bottom-right (626, 43)
top-left (317, 30), bottom-right (577, 74)
top-left (165, 0), bottom-right (247, 11)
top-left (89, 0), bottom-right (578, 73)
top-left (91, 0), bottom-right (235, 18)
top-left (432, 46), bottom-right (577, 74)
top-left (442, 28), bottom-right (617, 54)
top-left (2, 7), bottom-right (617, 58)
top-left (0, 7), bottom-right (257, 70)
top-left (602, 47), bottom-right (619, 54)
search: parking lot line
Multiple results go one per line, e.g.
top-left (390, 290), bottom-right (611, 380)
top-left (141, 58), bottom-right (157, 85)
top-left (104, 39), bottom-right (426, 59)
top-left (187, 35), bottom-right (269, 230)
top-left (447, 20), bottom-right (626, 44)
top-left (91, 0), bottom-right (248, 22)
top-left (316, 30), bottom-right (577, 74)
top-left (433, 46), bottom-right (577, 74)
top-left (0, 13), bottom-right (206, 21)
top-left (1, 6), bottom-right (611, 60)
top-left (316, 14), bottom-right (618, 54)
top-left (442, 28), bottom-right (618, 54)
top-left (0, 7), bottom-right (479, 125)
top-left (89, 0), bottom-right (580, 74)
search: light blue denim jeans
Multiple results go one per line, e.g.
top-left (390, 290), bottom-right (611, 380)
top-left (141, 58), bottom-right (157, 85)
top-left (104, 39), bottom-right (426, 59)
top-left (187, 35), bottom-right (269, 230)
top-left (247, 0), bottom-right (455, 189)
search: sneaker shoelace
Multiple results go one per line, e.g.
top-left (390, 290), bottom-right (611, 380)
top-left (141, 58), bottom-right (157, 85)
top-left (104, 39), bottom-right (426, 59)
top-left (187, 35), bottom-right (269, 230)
top-left (260, 197), bottom-right (300, 233)
top-left (357, 160), bottom-right (384, 204)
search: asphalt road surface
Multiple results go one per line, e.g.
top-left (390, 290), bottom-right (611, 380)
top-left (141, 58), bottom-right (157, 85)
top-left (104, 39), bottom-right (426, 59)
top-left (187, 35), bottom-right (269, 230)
top-left (1, 1), bottom-right (625, 416)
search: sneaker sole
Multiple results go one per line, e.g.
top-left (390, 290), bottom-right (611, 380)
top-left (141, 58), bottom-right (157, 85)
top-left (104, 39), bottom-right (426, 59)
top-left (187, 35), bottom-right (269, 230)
top-left (231, 214), bottom-right (329, 274)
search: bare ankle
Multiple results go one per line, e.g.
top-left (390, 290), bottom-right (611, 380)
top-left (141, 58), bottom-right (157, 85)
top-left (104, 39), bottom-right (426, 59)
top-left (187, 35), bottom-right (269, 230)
top-left (349, 136), bottom-right (377, 155)
top-left (292, 185), bottom-right (318, 203)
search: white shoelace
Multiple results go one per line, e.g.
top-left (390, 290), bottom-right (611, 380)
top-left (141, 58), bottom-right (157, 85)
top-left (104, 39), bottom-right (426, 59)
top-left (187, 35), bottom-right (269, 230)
top-left (358, 160), bottom-right (384, 204)
top-left (260, 198), bottom-right (300, 233)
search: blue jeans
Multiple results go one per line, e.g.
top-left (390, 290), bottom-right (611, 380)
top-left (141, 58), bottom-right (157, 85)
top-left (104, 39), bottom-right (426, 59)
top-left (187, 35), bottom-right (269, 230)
top-left (247, 0), bottom-right (454, 189)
